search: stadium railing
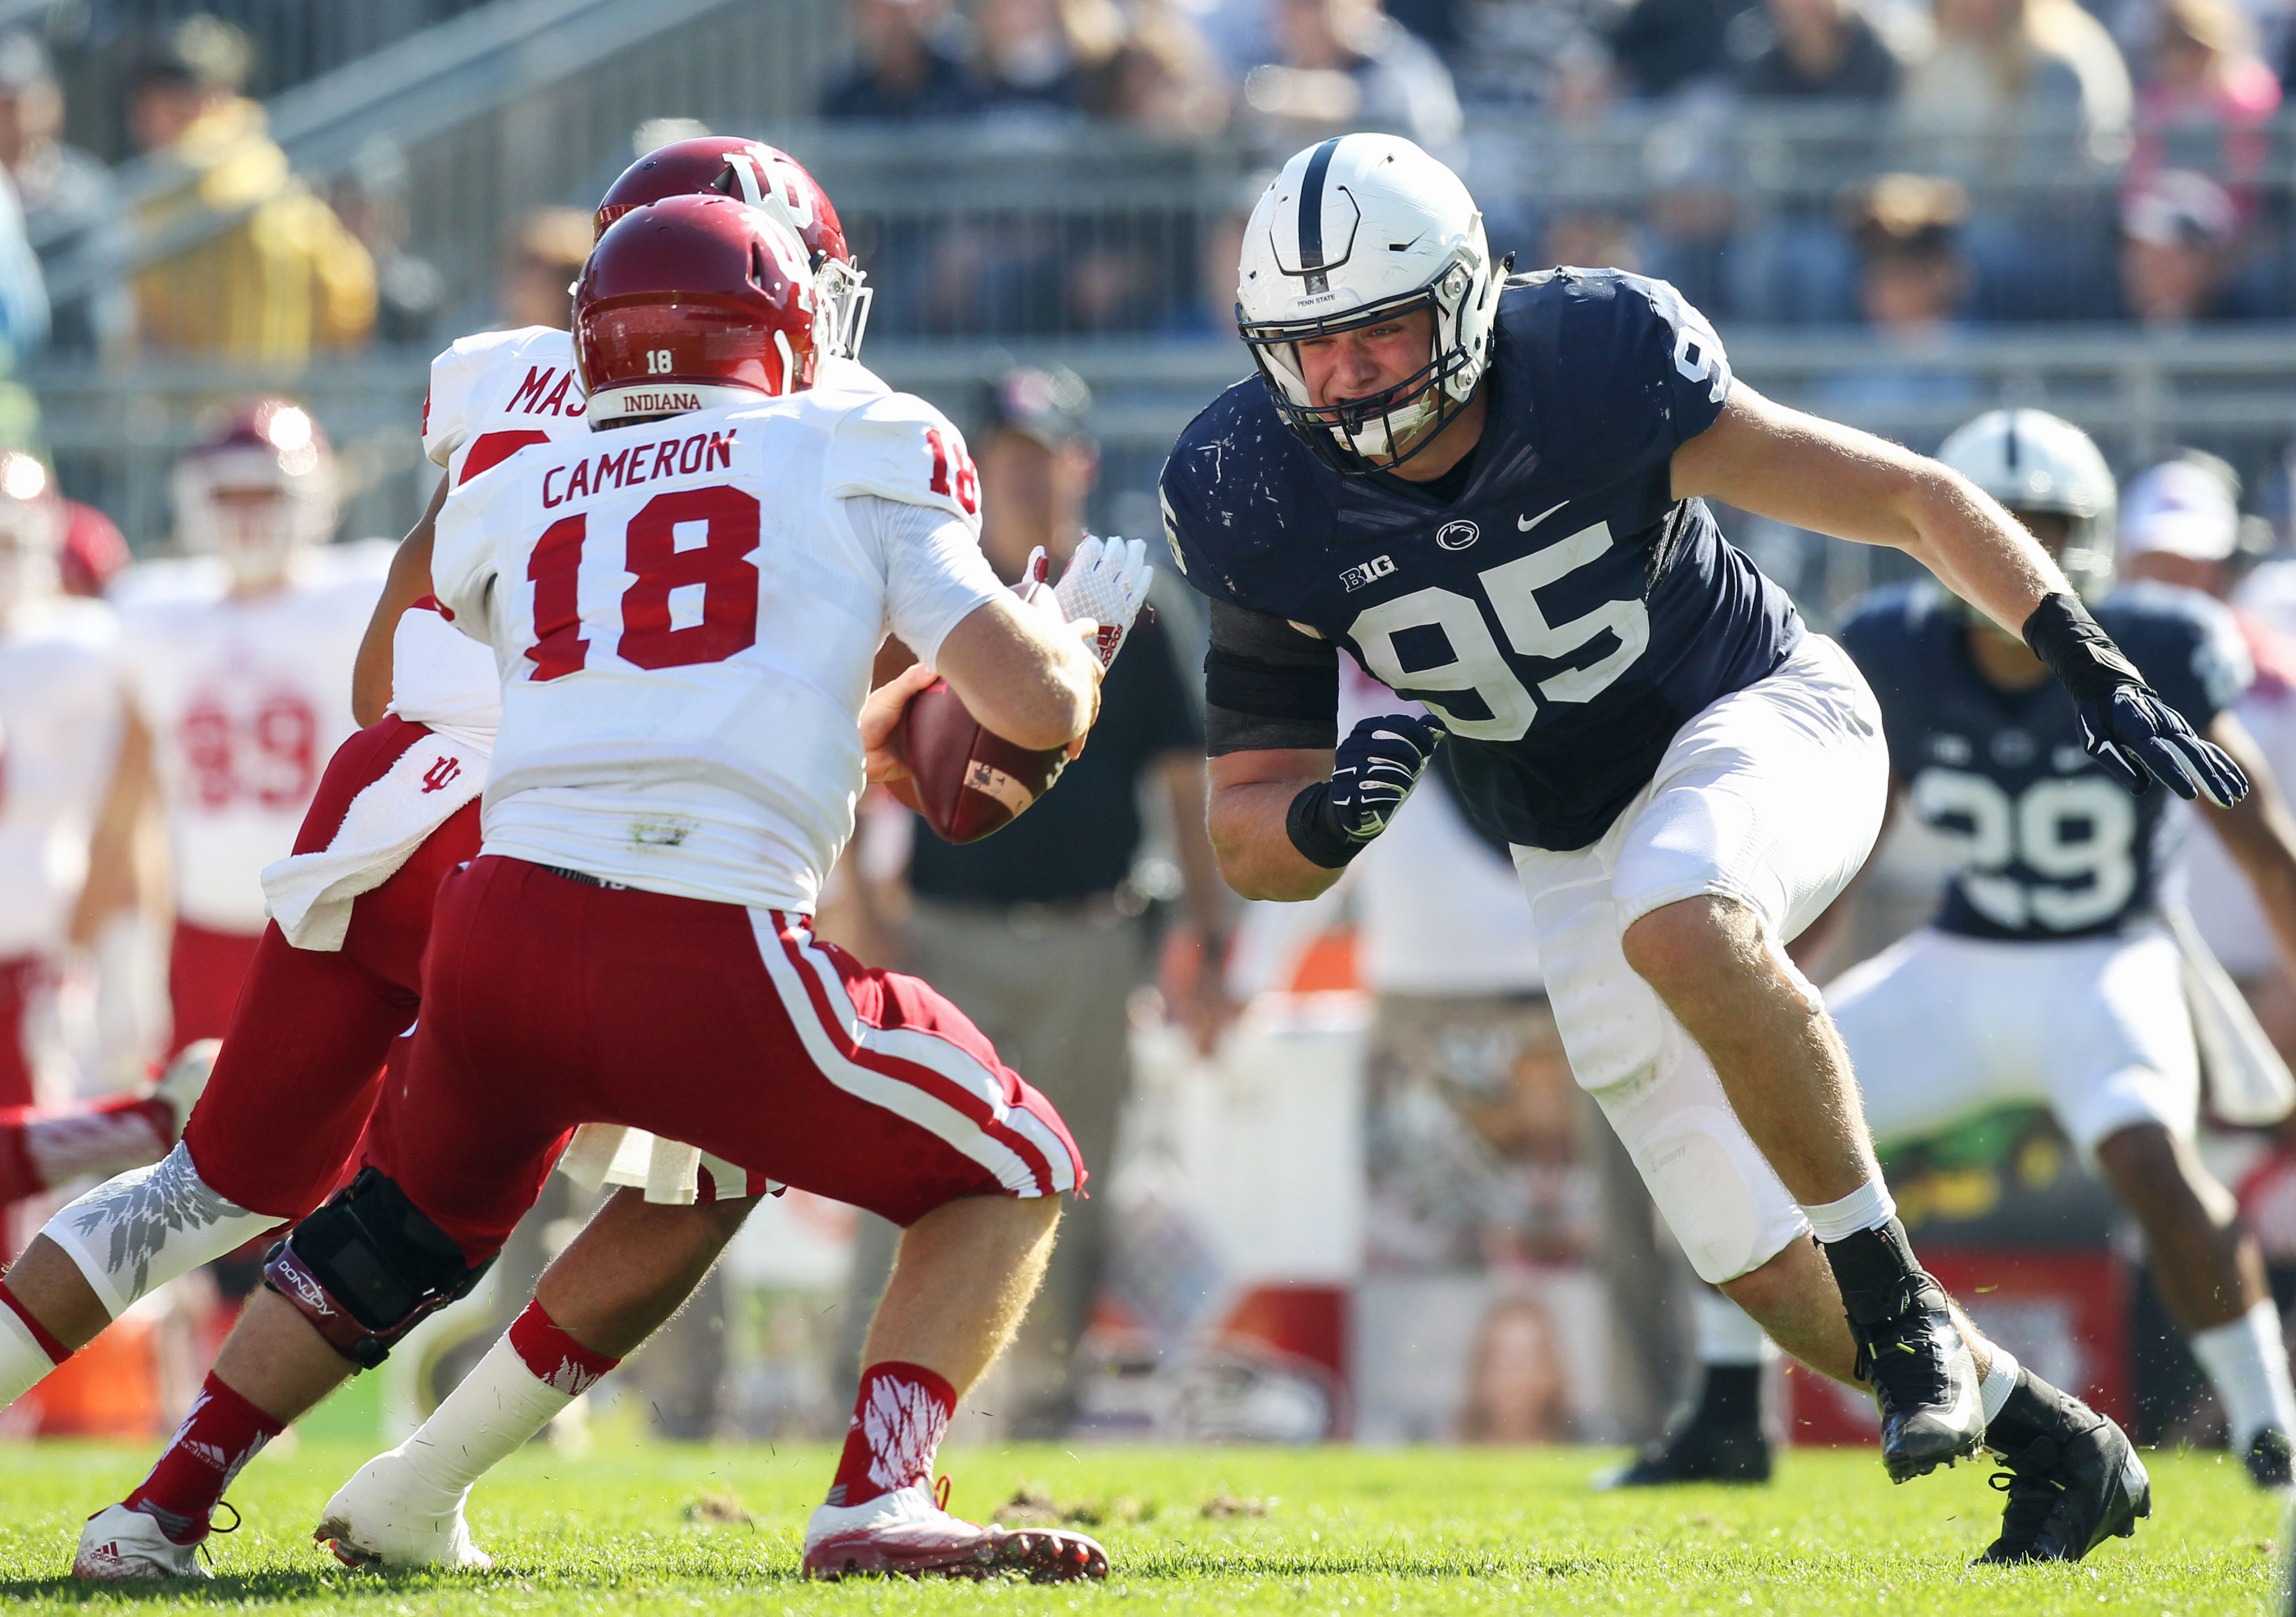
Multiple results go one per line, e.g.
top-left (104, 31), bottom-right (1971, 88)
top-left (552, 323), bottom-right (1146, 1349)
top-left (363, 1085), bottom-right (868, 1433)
top-left (34, 325), bottom-right (2296, 566)
top-left (35, 0), bottom-right (853, 335)
top-left (40, 0), bottom-right (2296, 342)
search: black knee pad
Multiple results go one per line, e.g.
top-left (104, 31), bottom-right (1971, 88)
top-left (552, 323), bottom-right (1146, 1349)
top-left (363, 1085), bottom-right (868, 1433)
top-left (262, 1168), bottom-right (494, 1368)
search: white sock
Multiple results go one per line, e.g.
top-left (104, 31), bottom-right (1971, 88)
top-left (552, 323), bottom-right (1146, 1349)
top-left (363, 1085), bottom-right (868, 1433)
top-left (2191, 1301), bottom-right (2296, 1450)
top-left (1979, 1346), bottom-right (2020, 1425)
top-left (39, 1143), bottom-right (270, 1318)
top-left (393, 1330), bottom-right (574, 1498)
top-left (1801, 1177), bottom-right (1897, 1244)
top-left (1696, 1288), bottom-right (1776, 1367)
top-left (0, 1296), bottom-right (64, 1409)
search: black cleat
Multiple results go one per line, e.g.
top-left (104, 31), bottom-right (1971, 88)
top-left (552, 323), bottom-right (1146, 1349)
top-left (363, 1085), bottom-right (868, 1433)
top-left (1599, 1364), bottom-right (1771, 1488)
top-left (2247, 1427), bottom-right (2294, 1490)
top-left (1976, 1373), bottom-right (2150, 1564)
top-left (1604, 1420), bottom-right (1771, 1487)
top-left (1849, 1273), bottom-right (1986, 1483)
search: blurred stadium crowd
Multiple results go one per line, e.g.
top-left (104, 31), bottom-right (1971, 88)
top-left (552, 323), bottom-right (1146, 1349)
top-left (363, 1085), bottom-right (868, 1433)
top-left (808, 0), bottom-right (2296, 331)
top-left (0, 0), bottom-right (2280, 368)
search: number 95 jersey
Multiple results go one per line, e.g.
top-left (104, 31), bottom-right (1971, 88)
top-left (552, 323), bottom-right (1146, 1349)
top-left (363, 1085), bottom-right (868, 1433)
top-left (1160, 267), bottom-right (1803, 853)
top-left (431, 382), bottom-right (1000, 915)
top-left (1839, 580), bottom-right (2251, 940)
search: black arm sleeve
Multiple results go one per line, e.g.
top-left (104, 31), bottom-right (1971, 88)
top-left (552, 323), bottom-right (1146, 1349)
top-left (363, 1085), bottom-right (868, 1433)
top-left (1203, 599), bottom-right (1340, 756)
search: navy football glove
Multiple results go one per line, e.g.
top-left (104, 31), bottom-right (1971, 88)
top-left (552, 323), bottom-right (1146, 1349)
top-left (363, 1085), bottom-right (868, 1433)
top-left (1286, 713), bottom-right (1445, 869)
top-left (2023, 592), bottom-right (2247, 808)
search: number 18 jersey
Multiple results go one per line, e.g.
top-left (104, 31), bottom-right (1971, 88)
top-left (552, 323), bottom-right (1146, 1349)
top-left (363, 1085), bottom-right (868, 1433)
top-left (431, 381), bottom-right (999, 914)
top-left (1839, 580), bottom-right (2251, 941)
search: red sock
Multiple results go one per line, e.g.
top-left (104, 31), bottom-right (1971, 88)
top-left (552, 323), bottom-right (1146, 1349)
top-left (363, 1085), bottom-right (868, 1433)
top-left (0, 1279), bottom-right (69, 1365)
top-left (827, 1360), bottom-right (955, 1508)
top-left (123, 1373), bottom-right (284, 1544)
top-left (507, 1299), bottom-right (619, 1395)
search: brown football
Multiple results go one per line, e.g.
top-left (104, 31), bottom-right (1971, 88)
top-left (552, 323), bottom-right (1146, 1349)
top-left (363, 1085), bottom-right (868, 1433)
top-left (893, 678), bottom-right (1068, 843)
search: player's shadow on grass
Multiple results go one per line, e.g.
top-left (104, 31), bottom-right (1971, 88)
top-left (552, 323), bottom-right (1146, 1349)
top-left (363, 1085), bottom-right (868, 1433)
top-left (0, 1569), bottom-right (491, 1602)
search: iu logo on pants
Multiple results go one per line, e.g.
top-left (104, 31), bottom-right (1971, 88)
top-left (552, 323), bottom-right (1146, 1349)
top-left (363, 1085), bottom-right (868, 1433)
top-left (420, 756), bottom-right (463, 794)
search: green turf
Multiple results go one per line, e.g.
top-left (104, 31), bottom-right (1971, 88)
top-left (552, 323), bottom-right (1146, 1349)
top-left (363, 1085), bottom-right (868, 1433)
top-left (0, 1440), bottom-right (2280, 1614)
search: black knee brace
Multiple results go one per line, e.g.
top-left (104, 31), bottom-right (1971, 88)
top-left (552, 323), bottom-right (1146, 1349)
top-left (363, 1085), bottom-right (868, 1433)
top-left (262, 1168), bottom-right (494, 1368)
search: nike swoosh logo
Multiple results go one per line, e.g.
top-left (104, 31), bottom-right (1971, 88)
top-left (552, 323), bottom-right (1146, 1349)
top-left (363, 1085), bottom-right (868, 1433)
top-left (1518, 501), bottom-right (1567, 533)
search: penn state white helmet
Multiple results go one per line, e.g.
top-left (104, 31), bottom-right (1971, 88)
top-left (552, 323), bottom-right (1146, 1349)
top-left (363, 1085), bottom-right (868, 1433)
top-left (1236, 134), bottom-right (1502, 474)
top-left (1936, 407), bottom-right (2118, 599)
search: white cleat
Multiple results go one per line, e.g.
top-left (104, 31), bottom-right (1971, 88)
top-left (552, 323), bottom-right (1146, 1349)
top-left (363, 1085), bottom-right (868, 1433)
top-left (802, 1484), bottom-right (1107, 1582)
top-left (314, 1448), bottom-right (494, 1571)
top-left (72, 1503), bottom-right (209, 1580)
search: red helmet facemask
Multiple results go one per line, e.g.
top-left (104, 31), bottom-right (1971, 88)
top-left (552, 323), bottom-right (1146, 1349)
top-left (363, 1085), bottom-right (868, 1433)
top-left (594, 138), bottom-right (871, 360)
top-left (575, 193), bottom-right (820, 427)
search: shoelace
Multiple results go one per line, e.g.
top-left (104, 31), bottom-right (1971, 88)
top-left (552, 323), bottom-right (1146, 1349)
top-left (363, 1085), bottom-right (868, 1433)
top-left (1852, 1278), bottom-right (1952, 1412)
top-left (1986, 1439), bottom-right (2066, 1551)
top-left (195, 1499), bottom-right (242, 1569)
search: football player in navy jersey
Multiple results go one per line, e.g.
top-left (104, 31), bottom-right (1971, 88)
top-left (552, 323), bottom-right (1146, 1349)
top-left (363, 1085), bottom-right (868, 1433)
top-left (1161, 134), bottom-right (2245, 1561)
top-left (1634, 410), bottom-right (2296, 1499)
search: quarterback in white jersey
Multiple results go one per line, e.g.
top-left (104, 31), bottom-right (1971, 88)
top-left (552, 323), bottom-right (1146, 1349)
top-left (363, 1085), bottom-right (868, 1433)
top-left (199, 193), bottom-right (1118, 1587)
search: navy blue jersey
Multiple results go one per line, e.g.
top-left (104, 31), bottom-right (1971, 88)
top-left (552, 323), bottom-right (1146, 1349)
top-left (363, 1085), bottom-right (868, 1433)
top-left (1838, 580), bottom-right (2251, 941)
top-left (1160, 268), bottom-right (1803, 851)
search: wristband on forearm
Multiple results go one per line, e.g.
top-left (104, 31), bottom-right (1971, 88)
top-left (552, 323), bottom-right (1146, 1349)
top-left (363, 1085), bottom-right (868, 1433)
top-left (2021, 591), bottom-right (2149, 701)
top-left (1285, 781), bottom-right (1368, 870)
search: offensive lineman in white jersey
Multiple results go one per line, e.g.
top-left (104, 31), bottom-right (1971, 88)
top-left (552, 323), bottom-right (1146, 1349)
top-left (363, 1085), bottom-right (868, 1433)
top-left (112, 401), bottom-right (387, 1056)
top-left (29, 142), bottom-right (923, 1580)
top-left (0, 452), bottom-right (212, 1223)
top-left (155, 192), bottom-right (1138, 1583)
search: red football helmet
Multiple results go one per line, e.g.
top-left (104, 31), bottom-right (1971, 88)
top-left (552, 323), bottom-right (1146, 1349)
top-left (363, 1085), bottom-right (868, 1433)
top-left (594, 137), bottom-right (871, 360)
top-left (576, 193), bottom-right (819, 425)
top-left (172, 396), bottom-right (336, 589)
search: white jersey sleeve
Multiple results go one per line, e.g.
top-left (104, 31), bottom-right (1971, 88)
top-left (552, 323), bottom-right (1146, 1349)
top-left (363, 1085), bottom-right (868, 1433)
top-left (823, 393), bottom-right (983, 531)
top-left (429, 469), bottom-right (513, 648)
top-left (423, 326), bottom-right (589, 488)
top-left (845, 494), bottom-right (1002, 668)
top-left (386, 598), bottom-right (501, 743)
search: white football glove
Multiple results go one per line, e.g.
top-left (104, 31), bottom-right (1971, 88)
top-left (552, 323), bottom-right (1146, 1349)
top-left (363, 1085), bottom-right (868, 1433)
top-left (1052, 535), bottom-right (1153, 669)
top-left (1016, 545), bottom-right (1054, 608)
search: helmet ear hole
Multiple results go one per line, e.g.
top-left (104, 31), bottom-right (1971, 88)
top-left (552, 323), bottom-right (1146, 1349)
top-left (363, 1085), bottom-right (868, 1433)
top-left (751, 240), bottom-right (769, 289)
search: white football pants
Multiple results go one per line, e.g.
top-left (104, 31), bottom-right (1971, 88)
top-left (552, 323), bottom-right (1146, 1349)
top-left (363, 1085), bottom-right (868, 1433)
top-left (1513, 635), bottom-right (1890, 1284)
top-left (1831, 925), bottom-right (2198, 1161)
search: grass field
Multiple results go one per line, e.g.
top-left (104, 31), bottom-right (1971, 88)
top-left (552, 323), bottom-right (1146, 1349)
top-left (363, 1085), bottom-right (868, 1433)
top-left (0, 1440), bottom-right (2281, 1614)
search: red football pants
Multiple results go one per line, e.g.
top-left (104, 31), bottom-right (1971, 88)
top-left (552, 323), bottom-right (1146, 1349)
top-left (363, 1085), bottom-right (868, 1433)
top-left (372, 856), bottom-right (1084, 1264)
top-left (166, 922), bottom-right (263, 1057)
top-left (180, 717), bottom-right (481, 1220)
top-left (0, 954), bottom-right (48, 1107)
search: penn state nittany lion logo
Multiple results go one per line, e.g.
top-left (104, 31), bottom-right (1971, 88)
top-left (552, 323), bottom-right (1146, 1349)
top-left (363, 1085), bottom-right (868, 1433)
top-left (1435, 519), bottom-right (1479, 551)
